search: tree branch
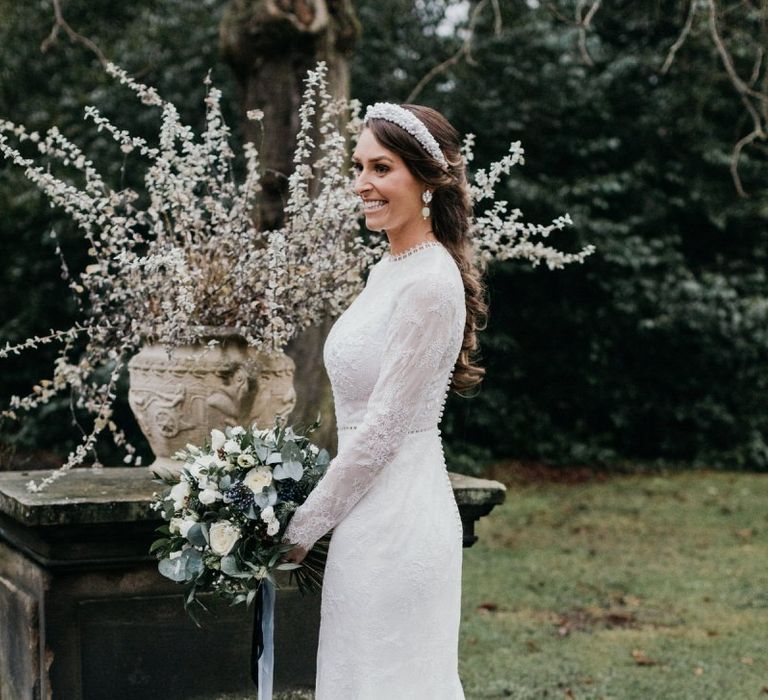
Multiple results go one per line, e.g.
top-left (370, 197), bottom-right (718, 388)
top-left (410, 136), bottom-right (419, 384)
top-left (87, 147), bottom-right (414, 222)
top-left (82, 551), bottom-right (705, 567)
top-left (660, 0), bottom-right (697, 74)
top-left (406, 0), bottom-right (502, 103)
top-left (576, 0), bottom-right (601, 67)
top-left (40, 0), bottom-right (108, 67)
top-left (707, 0), bottom-right (767, 196)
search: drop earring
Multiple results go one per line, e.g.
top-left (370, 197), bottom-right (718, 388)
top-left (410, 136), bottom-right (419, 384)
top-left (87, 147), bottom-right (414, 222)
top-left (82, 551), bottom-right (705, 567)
top-left (421, 190), bottom-right (432, 220)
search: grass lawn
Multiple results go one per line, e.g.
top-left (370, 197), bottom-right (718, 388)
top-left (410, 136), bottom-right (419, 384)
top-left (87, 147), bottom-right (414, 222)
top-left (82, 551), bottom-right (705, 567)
top-left (458, 468), bottom-right (768, 699)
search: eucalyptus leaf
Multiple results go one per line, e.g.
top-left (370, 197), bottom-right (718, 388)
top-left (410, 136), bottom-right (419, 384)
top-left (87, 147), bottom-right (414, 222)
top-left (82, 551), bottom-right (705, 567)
top-left (186, 522), bottom-right (208, 547)
top-left (273, 460), bottom-right (304, 481)
top-left (158, 556), bottom-right (187, 582)
top-left (266, 451), bottom-right (282, 465)
top-left (183, 548), bottom-right (205, 580)
top-left (315, 449), bottom-right (330, 467)
top-left (253, 485), bottom-right (278, 508)
top-left (281, 440), bottom-right (301, 461)
top-left (255, 445), bottom-right (269, 462)
top-left (220, 555), bottom-right (242, 576)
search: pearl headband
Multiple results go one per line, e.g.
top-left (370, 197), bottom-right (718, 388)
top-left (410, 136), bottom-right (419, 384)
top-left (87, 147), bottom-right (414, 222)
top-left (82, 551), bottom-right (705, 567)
top-left (364, 102), bottom-right (449, 169)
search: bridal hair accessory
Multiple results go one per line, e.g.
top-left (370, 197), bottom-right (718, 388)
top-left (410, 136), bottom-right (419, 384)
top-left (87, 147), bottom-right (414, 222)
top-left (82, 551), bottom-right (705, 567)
top-left (365, 102), bottom-right (449, 169)
top-left (421, 190), bottom-right (433, 219)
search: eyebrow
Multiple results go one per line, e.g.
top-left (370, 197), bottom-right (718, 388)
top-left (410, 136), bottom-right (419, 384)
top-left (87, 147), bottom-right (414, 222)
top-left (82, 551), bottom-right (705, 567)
top-left (351, 155), bottom-right (394, 163)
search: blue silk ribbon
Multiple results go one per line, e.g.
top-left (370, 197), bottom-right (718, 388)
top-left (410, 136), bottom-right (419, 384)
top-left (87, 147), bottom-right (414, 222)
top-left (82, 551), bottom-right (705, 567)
top-left (251, 578), bottom-right (276, 700)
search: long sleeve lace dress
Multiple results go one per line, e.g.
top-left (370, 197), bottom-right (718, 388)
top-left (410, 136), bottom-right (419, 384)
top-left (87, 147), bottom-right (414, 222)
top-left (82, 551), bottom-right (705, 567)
top-left (283, 241), bottom-right (466, 699)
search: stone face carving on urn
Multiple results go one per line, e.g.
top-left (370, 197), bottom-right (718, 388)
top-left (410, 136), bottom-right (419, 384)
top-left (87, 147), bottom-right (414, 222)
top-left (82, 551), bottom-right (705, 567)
top-left (128, 334), bottom-right (296, 473)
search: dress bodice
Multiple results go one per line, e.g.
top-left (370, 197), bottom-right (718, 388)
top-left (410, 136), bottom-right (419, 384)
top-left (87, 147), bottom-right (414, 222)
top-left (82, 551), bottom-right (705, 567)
top-left (283, 243), bottom-right (466, 552)
top-left (324, 244), bottom-right (465, 432)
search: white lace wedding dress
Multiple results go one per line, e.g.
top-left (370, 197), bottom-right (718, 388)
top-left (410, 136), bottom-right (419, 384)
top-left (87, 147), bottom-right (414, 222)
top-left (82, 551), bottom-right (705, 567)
top-left (283, 241), bottom-right (466, 699)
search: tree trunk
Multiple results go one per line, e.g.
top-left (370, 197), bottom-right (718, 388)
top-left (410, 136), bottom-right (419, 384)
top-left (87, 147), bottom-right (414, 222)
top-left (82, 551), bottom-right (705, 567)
top-left (220, 0), bottom-right (360, 450)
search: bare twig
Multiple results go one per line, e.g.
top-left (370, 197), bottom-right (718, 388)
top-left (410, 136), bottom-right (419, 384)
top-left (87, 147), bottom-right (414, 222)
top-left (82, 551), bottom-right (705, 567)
top-left (576, 0), bottom-right (602, 67)
top-left (40, 0), bottom-right (108, 67)
top-left (707, 0), bottom-right (767, 196)
top-left (660, 0), bottom-right (698, 74)
top-left (406, 0), bottom-right (502, 103)
top-left (748, 46), bottom-right (764, 86)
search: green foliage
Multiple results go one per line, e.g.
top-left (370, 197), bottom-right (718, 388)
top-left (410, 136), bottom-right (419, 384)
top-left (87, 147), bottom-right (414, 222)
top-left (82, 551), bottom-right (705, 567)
top-left (353, 0), bottom-right (768, 470)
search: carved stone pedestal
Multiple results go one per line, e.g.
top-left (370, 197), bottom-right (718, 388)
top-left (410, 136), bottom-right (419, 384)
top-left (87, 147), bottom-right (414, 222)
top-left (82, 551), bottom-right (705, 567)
top-left (0, 467), bottom-right (505, 700)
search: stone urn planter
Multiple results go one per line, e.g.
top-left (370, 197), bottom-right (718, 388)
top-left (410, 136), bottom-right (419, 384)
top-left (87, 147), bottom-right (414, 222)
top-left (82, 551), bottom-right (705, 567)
top-left (128, 329), bottom-right (296, 473)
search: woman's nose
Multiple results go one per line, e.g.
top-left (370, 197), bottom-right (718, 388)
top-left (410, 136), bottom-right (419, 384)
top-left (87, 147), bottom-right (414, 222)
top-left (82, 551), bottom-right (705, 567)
top-left (354, 170), bottom-right (371, 195)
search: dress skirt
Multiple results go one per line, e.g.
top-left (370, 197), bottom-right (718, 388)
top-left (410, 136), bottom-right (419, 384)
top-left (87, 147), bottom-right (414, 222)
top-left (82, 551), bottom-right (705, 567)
top-left (314, 428), bottom-right (465, 700)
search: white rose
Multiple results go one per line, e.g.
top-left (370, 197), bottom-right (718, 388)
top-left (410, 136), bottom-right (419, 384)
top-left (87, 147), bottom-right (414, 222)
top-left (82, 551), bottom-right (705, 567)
top-left (210, 429), bottom-right (226, 452)
top-left (237, 453), bottom-right (256, 468)
top-left (244, 466), bottom-right (273, 494)
top-left (223, 439), bottom-right (241, 454)
top-left (209, 520), bottom-right (240, 556)
top-left (169, 517), bottom-right (184, 534)
top-left (266, 518), bottom-right (280, 536)
top-left (169, 481), bottom-right (190, 510)
top-left (199, 488), bottom-right (222, 505)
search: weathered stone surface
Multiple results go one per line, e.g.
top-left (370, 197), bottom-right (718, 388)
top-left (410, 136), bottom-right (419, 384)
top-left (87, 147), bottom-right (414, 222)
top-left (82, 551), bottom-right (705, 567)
top-left (0, 468), bottom-right (159, 526)
top-left (449, 472), bottom-right (507, 506)
top-left (0, 467), bottom-right (506, 527)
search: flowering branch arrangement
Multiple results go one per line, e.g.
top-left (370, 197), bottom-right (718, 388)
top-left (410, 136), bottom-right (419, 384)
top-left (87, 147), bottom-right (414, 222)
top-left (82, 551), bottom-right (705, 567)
top-left (0, 62), bottom-right (378, 490)
top-left (0, 61), bottom-right (592, 491)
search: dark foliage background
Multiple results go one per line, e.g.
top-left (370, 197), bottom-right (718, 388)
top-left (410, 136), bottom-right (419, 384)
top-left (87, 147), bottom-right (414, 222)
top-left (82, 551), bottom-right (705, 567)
top-left (1, 0), bottom-right (766, 472)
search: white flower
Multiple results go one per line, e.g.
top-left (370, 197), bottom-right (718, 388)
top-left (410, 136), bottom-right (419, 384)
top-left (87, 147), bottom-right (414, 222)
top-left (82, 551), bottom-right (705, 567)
top-left (179, 516), bottom-right (198, 538)
top-left (229, 426), bottom-right (246, 437)
top-left (244, 466), bottom-right (272, 494)
top-left (214, 454), bottom-right (234, 471)
top-left (223, 439), bottom-right (241, 454)
top-left (169, 517), bottom-right (184, 534)
top-left (188, 454), bottom-right (214, 478)
top-left (210, 429), bottom-right (226, 452)
top-left (260, 505), bottom-right (280, 536)
top-left (169, 481), bottom-right (190, 510)
top-left (237, 453), bottom-right (255, 468)
top-left (185, 443), bottom-right (201, 455)
top-left (209, 520), bottom-right (240, 556)
top-left (199, 487), bottom-right (222, 505)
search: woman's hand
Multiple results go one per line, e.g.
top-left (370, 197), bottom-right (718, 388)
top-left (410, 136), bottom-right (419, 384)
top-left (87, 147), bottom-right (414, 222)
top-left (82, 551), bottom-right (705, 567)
top-left (281, 542), bottom-right (308, 565)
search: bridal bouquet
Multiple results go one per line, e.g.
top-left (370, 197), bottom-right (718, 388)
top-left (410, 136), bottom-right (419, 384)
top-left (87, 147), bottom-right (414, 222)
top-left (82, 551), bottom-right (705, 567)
top-left (149, 418), bottom-right (330, 620)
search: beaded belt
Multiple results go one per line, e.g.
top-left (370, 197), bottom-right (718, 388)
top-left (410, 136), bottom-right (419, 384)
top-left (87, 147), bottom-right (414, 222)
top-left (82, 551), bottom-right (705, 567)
top-left (337, 424), bottom-right (438, 434)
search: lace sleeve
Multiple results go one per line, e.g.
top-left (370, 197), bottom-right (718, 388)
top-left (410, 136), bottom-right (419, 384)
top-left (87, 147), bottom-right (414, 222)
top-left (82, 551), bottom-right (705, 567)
top-left (282, 272), bottom-right (461, 552)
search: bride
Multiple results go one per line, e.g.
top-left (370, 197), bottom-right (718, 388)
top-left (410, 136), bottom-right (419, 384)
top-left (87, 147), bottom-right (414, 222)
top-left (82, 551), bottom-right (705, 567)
top-left (281, 101), bottom-right (487, 699)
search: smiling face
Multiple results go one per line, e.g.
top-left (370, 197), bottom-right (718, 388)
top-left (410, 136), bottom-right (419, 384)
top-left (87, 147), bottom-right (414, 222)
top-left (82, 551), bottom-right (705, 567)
top-left (352, 127), bottom-right (426, 235)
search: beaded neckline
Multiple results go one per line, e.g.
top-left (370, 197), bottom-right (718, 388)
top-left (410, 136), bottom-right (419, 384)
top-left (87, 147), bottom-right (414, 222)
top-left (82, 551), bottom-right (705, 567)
top-left (384, 240), bottom-right (443, 262)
